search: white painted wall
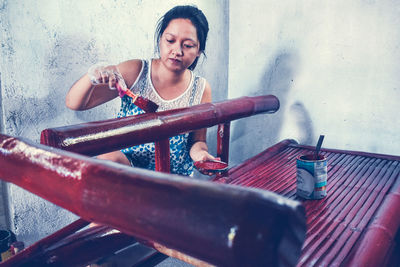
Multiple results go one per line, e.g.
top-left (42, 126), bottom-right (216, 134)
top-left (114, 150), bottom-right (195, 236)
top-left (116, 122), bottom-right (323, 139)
top-left (0, 0), bottom-right (228, 245)
top-left (229, 0), bottom-right (400, 165)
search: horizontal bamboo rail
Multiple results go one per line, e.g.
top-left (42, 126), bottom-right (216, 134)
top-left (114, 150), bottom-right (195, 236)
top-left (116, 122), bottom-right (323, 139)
top-left (41, 95), bottom-right (279, 156)
top-left (1, 222), bottom-right (136, 266)
top-left (0, 133), bottom-right (305, 266)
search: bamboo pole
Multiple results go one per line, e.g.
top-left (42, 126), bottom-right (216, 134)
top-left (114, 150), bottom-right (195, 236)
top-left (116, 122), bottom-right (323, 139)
top-left (40, 95), bottom-right (279, 156)
top-left (0, 134), bottom-right (305, 266)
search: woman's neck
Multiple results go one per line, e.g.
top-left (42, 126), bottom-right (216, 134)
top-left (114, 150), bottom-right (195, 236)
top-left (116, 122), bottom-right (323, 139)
top-left (152, 58), bottom-right (186, 85)
top-left (151, 58), bottom-right (191, 100)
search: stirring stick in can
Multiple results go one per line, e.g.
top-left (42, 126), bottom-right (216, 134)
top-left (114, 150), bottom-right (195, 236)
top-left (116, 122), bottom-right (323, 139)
top-left (314, 135), bottom-right (325, 160)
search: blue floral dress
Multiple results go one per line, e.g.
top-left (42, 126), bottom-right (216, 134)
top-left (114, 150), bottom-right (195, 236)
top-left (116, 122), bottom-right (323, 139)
top-left (117, 59), bottom-right (206, 176)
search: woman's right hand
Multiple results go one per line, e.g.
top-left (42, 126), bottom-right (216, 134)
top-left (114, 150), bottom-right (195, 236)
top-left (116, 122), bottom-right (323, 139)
top-left (87, 64), bottom-right (128, 93)
top-left (66, 60), bottom-right (142, 111)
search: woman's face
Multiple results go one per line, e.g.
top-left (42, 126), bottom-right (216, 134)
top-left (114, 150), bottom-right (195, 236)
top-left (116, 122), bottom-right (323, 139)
top-left (159, 18), bottom-right (200, 72)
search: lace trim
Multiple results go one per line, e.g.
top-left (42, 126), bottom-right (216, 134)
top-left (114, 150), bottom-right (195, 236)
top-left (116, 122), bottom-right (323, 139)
top-left (148, 59), bottom-right (194, 103)
top-left (130, 59), bottom-right (205, 111)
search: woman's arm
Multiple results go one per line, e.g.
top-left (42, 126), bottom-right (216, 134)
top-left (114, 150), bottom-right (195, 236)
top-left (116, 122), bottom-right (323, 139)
top-left (65, 60), bottom-right (142, 110)
top-left (65, 74), bottom-right (117, 110)
top-left (189, 80), bottom-right (217, 162)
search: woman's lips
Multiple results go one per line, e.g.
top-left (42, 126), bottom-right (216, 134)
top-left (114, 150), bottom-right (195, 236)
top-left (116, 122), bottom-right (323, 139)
top-left (169, 58), bottom-right (181, 64)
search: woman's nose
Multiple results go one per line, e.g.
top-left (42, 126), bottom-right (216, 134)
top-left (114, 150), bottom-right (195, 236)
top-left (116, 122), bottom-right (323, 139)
top-left (172, 44), bottom-right (183, 56)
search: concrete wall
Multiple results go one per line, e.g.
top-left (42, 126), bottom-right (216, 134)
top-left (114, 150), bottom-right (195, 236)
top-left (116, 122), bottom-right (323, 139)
top-left (229, 0), bottom-right (400, 165)
top-left (0, 0), bottom-right (228, 245)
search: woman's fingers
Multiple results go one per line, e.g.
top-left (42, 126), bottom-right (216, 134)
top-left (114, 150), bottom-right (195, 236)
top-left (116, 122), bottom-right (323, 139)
top-left (88, 64), bottom-right (120, 88)
top-left (108, 72), bottom-right (117, 90)
top-left (88, 65), bottom-right (103, 84)
top-left (100, 69), bottom-right (109, 84)
top-left (114, 68), bottom-right (127, 91)
top-left (87, 64), bottom-right (128, 95)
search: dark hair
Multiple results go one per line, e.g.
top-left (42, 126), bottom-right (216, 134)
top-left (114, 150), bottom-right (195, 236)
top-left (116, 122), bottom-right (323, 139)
top-left (155, 5), bottom-right (209, 70)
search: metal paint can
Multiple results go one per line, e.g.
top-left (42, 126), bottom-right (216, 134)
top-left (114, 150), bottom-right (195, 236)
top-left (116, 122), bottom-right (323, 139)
top-left (296, 154), bottom-right (327, 199)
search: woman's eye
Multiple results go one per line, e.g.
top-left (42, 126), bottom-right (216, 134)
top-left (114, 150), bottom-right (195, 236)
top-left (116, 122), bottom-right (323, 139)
top-left (166, 39), bottom-right (174, 43)
top-left (184, 44), bottom-right (195, 48)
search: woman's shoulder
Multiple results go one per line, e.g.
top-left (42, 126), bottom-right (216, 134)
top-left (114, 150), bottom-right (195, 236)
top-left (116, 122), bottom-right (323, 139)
top-left (200, 78), bottom-right (212, 103)
top-left (191, 72), bottom-right (211, 104)
top-left (118, 59), bottom-right (145, 88)
top-left (118, 59), bottom-right (143, 74)
top-left (193, 73), bottom-right (210, 91)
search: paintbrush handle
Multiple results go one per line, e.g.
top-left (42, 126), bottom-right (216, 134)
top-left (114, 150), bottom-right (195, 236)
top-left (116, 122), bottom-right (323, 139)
top-left (314, 135), bottom-right (325, 159)
top-left (124, 90), bottom-right (138, 102)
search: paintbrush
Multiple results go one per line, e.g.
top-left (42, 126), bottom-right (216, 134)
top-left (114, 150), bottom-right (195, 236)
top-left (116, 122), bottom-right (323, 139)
top-left (116, 82), bottom-right (159, 113)
top-left (314, 135), bottom-right (325, 160)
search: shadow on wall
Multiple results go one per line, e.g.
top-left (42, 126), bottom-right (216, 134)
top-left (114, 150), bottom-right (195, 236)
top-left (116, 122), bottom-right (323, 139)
top-left (290, 101), bottom-right (313, 145)
top-left (230, 50), bottom-right (314, 165)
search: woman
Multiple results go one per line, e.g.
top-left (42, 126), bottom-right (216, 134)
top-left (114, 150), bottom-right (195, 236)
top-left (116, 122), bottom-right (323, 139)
top-left (66, 5), bottom-right (216, 176)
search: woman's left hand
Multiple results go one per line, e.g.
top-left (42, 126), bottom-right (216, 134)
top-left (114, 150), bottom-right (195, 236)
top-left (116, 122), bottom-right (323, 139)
top-left (191, 149), bottom-right (222, 176)
top-left (190, 139), bottom-right (221, 176)
top-left (192, 150), bottom-right (220, 162)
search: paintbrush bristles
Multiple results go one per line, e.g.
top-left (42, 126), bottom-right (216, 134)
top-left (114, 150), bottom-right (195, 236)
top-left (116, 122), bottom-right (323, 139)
top-left (116, 82), bottom-right (158, 113)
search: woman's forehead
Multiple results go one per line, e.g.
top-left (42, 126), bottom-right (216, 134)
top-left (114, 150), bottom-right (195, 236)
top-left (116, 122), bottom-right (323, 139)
top-left (163, 18), bottom-right (198, 41)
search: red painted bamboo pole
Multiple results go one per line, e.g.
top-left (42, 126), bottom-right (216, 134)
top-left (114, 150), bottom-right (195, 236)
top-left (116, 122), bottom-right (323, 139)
top-left (1, 219), bottom-right (89, 266)
top-left (155, 139), bottom-right (170, 172)
top-left (0, 133), bottom-right (304, 267)
top-left (40, 95), bottom-right (279, 156)
top-left (217, 122), bottom-right (230, 164)
top-left (1, 224), bottom-right (135, 267)
top-left (346, 172), bottom-right (400, 266)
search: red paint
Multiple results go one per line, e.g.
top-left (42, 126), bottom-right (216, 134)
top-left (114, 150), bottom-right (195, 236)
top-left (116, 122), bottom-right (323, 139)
top-left (214, 139), bottom-right (400, 266)
top-left (40, 95), bottom-right (280, 156)
top-left (194, 160), bottom-right (228, 174)
top-left (4, 89), bottom-right (399, 266)
top-left (116, 82), bottom-right (159, 113)
top-left (346, 166), bottom-right (400, 266)
top-left (0, 134), bottom-right (306, 267)
top-left (155, 139), bottom-right (170, 172)
top-left (299, 154), bottom-right (325, 161)
top-left (217, 122), bottom-right (230, 164)
top-left (2, 225), bottom-right (136, 266)
top-left (2, 219), bottom-right (89, 266)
